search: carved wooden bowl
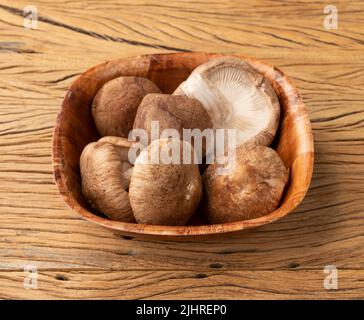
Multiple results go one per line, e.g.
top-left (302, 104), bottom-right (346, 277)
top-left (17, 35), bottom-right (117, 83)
top-left (52, 53), bottom-right (314, 240)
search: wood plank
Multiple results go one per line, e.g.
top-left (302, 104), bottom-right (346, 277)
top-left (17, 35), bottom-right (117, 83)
top-left (1, 1), bottom-right (364, 53)
top-left (0, 269), bottom-right (362, 299)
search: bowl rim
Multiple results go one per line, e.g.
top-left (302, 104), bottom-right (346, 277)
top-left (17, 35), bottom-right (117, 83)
top-left (52, 52), bottom-right (314, 237)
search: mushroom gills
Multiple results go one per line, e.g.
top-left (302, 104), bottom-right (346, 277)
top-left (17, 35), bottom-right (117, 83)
top-left (177, 57), bottom-right (280, 147)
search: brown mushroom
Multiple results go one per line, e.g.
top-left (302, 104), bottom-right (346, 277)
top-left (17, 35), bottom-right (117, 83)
top-left (132, 93), bottom-right (212, 158)
top-left (174, 57), bottom-right (280, 147)
top-left (203, 145), bottom-right (288, 223)
top-left (129, 138), bottom-right (202, 225)
top-left (80, 136), bottom-right (138, 222)
top-left (92, 76), bottom-right (161, 137)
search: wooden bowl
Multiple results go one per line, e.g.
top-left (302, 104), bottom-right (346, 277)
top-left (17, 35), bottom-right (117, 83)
top-left (52, 52), bottom-right (314, 240)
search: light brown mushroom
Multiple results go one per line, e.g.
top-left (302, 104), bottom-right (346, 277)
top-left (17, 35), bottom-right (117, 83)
top-left (129, 138), bottom-right (202, 226)
top-left (174, 57), bottom-right (280, 147)
top-left (203, 145), bottom-right (288, 223)
top-left (80, 136), bottom-right (138, 222)
top-left (92, 76), bottom-right (161, 138)
top-left (132, 93), bottom-right (212, 158)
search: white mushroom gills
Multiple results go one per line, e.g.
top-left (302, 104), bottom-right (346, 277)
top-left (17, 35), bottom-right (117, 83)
top-left (178, 58), bottom-right (279, 147)
top-left (178, 73), bottom-right (231, 126)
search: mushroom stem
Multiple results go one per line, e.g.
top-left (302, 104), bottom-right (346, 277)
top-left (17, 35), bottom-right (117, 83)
top-left (99, 136), bottom-right (134, 148)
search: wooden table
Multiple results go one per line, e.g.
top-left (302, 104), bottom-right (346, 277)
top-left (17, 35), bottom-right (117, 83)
top-left (0, 0), bottom-right (363, 299)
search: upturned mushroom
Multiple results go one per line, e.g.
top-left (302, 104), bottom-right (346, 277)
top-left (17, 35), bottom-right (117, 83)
top-left (174, 57), bottom-right (280, 147)
top-left (203, 145), bottom-right (288, 223)
top-left (92, 76), bottom-right (161, 138)
top-left (80, 136), bottom-right (137, 222)
top-left (132, 94), bottom-right (212, 157)
top-left (129, 138), bottom-right (202, 225)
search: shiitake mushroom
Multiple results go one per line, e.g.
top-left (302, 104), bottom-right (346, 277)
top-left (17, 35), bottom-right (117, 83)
top-left (174, 57), bottom-right (280, 147)
top-left (129, 138), bottom-right (202, 226)
top-left (92, 76), bottom-right (161, 138)
top-left (203, 144), bottom-right (288, 223)
top-left (79, 136), bottom-right (137, 222)
top-left (132, 93), bottom-right (213, 158)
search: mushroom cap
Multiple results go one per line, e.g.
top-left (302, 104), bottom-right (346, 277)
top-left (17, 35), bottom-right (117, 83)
top-left (133, 93), bottom-right (212, 139)
top-left (174, 57), bottom-right (280, 147)
top-left (92, 76), bottom-right (161, 138)
top-left (133, 93), bottom-right (212, 157)
top-left (129, 138), bottom-right (202, 226)
top-left (203, 145), bottom-right (289, 223)
top-left (80, 136), bottom-right (136, 222)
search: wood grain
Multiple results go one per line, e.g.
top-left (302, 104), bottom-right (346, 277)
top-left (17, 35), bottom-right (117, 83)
top-left (0, 0), bottom-right (364, 299)
top-left (1, 270), bottom-right (363, 299)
